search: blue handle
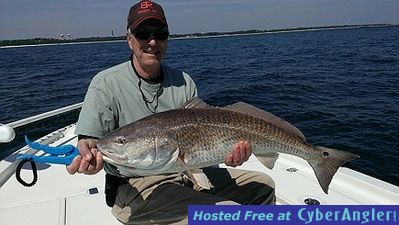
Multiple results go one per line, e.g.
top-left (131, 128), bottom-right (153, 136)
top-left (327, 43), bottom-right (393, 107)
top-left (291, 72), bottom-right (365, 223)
top-left (17, 136), bottom-right (79, 165)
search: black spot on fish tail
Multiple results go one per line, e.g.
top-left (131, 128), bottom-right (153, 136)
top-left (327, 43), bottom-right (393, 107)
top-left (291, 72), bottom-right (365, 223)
top-left (308, 146), bottom-right (359, 194)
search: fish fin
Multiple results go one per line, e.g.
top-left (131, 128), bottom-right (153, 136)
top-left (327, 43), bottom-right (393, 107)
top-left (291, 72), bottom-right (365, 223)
top-left (256, 153), bottom-right (279, 169)
top-left (308, 146), bottom-right (359, 194)
top-left (180, 98), bottom-right (306, 142)
top-left (177, 157), bottom-right (211, 189)
top-left (222, 102), bottom-right (306, 141)
top-left (176, 156), bottom-right (190, 170)
top-left (192, 172), bottom-right (211, 190)
top-left (180, 97), bottom-right (214, 109)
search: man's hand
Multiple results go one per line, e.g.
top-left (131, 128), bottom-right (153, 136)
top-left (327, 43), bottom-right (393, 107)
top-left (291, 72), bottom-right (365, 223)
top-left (66, 138), bottom-right (104, 175)
top-left (224, 140), bottom-right (252, 167)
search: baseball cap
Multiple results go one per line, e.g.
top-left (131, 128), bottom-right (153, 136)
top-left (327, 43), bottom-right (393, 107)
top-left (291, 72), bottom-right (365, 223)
top-left (127, 0), bottom-right (168, 31)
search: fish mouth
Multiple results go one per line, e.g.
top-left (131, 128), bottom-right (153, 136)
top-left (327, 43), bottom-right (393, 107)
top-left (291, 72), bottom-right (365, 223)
top-left (97, 143), bottom-right (128, 165)
top-left (100, 150), bottom-right (129, 165)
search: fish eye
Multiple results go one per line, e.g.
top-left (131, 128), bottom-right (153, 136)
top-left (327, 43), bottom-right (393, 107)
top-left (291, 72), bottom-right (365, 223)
top-left (115, 136), bottom-right (126, 145)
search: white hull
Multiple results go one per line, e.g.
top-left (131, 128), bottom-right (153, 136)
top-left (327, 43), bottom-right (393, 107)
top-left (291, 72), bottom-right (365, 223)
top-left (1, 123), bottom-right (399, 225)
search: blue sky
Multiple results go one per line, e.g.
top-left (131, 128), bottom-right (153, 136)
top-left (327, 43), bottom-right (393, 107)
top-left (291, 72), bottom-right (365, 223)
top-left (1, 0), bottom-right (398, 40)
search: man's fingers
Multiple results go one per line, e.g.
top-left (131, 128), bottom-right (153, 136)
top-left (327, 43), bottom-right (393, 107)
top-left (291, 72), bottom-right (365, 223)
top-left (225, 153), bottom-right (234, 166)
top-left (83, 150), bottom-right (104, 174)
top-left (88, 152), bottom-right (104, 174)
top-left (77, 139), bottom-right (97, 160)
top-left (66, 155), bottom-right (82, 175)
top-left (233, 142), bottom-right (244, 164)
top-left (66, 138), bottom-right (103, 175)
top-left (96, 152), bottom-right (104, 171)
top-left (233, 141), bottom-right (252, 165)
top-left (242, 140), bottom-right (252, 160)
top-left (78, 156), bottom-right (92, 173)
top-left (224, 140), bottom-right (252, 167)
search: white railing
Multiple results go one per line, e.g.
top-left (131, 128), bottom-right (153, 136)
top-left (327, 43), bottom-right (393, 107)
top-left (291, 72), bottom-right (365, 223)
top-left (0, 102), bottom-right (82, 187)
top-left (0, 102), bottom-right (82, 143)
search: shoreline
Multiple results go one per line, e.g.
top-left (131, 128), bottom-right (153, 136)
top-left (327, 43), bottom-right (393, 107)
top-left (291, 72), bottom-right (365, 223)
top-left (0, 39), bottom-right (126, 49)
top-left (1, 24), bottom-right (397, 49)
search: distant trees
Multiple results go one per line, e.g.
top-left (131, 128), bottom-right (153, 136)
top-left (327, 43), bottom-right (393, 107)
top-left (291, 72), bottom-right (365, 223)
top-left (0, 36), bottom-right (125, 47)
top-left (0, 24), bottom-right (393, 47)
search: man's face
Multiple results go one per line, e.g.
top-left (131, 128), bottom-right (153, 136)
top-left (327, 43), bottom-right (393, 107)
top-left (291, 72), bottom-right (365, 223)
top-left (127, 20), bottom-right (168, 72)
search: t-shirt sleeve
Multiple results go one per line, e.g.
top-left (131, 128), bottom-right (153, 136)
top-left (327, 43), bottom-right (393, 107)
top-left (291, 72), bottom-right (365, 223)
top-left (74, 80), bottom-right (116, 138)
top-left (183, 71), bottom-right (198, 99)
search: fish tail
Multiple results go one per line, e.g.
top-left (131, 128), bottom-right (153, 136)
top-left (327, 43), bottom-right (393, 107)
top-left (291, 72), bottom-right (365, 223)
top-left (308, 146), bottom-right (359, 194)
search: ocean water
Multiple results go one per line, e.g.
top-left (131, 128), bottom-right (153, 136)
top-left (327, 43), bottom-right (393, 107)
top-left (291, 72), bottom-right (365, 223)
top-left (1, 26), bottom-right (398, 186)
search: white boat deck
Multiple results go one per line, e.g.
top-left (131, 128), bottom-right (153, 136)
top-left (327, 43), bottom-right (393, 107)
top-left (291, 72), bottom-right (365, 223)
top-left (0, 125), bottom-right (122, 225)
top-left (1, 124), bottom-right (398, 225)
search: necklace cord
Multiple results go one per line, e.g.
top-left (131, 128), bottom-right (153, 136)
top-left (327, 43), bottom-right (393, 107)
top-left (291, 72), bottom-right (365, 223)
top-left (130, 57), bottom-right (163, 113)
top-left (137, 77), bottom-right (163, 113)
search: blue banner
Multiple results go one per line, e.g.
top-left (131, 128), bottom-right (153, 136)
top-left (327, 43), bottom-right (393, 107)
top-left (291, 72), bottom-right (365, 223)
top-left (188, 205), bottom-right (398, 224)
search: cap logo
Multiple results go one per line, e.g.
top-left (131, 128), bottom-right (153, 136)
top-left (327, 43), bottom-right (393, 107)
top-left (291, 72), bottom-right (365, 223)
top-left (141, 1), bottom-right (153, 9)
top-left (138, 1), bottom-right (157, 15)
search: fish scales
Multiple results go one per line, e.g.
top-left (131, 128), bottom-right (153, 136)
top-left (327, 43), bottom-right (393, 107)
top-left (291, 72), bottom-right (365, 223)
top-left (97, 98), bottom-right (359, 194)
top-left (165, 108), bottom-right (310, 167)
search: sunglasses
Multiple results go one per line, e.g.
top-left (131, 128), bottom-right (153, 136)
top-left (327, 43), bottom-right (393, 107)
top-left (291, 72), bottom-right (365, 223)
top-left (131, 28), bottom-right (169, 41)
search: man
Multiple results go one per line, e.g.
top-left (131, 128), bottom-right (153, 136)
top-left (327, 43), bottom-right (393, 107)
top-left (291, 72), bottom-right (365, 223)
top-left (67, 1), bottom-right (275, 224)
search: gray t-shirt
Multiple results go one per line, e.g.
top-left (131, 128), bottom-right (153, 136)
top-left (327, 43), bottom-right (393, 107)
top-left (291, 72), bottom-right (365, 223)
top-left (75, 60), bottom-right (197, 176)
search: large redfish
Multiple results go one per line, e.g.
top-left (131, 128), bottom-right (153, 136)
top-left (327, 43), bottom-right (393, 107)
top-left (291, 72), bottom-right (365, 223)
top-left (97, 98), bottom-right (359, 194)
